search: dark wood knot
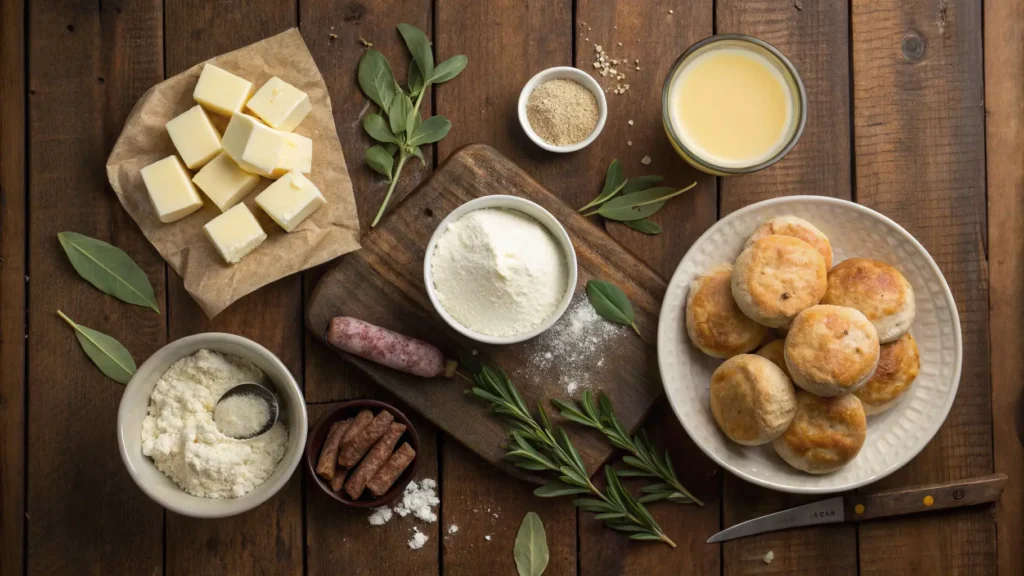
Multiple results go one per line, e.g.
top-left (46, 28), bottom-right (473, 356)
top-left (901, 32), bottom-right (925, 60)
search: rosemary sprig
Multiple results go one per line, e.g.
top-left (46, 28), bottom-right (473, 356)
top-left (552, 390), bottom-right (704, 506)
top-left (466, 365), bottom-right (677, 547)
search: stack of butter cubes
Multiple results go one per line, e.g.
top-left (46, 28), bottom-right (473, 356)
top-left (139, 64), bottom-right (326, 265)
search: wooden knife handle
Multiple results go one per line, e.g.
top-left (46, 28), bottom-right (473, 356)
top-left (845, 473), bottom-right (1007, 522)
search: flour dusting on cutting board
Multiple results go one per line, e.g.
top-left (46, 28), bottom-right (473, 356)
top-left (522, 296), bottom-right (624, 395)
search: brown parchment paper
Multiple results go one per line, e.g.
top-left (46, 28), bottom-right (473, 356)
top-left (106, 28), bottom-right (360, 318)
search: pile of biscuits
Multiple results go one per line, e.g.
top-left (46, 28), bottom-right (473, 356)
top-left (685, 216), bottom-right (920, 474)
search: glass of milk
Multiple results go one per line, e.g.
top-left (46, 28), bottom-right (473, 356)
top-left (662, 34), bottom-right (807, 176)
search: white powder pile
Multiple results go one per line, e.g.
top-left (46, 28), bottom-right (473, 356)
top-left (525, 297), bottom-right (623, 394)
top-left (141, 350), bottom-right (288, 499)
top-left (430, 208), bottom-right (568, 338)
top-left (447, 524), bottom-right (459, 535)
top-left (408, 527), bottom-right (429, 550)
top-left (394, 478), bottom-right (440, 522)
top-left (368, 506), bottom-right (393, 526)
top-left (213, 393), bottom-right (270, 438)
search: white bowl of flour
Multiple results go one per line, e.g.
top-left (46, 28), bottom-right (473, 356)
top-left (424, 195), bottom-right (578, 344)
top-left (117, 333), bottom-right (307, 518)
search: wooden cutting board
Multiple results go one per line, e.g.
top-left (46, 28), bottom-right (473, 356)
top-left (306, 144), bottom-right (667, 479)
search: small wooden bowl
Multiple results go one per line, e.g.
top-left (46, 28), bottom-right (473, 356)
top-left (305, 399), bottom-right (420, 508)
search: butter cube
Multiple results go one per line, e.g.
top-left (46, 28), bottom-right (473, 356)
top-left (203, 203), bottom-right (267, 264)
top-left (221, 113), bottom-right (286, 177)
top-left (192, 152), bottom-right (261, 212)
top-left (193, 64), bottom-right (254, 116)
top-left (165, 105), bottom-right (221, 169)
top-left (255, 171), bottom-right (326, 232)
top-left (140, 156), bottom-right (204, 223)
top-left (246, 77), bottom-right (312, 132)
top-left (269, 132), bottom-right (313, 179)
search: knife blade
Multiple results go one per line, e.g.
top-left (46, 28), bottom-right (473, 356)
top-left (707, 473), bottom-right (1007, 544)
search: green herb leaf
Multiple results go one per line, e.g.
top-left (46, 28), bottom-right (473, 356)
top-left (429, 54), bottom-right (468, 83)
top-left (57, 310), bottom-right (136, 384)
top-left (408, 63), bottom-right (425, 98)
top-left (388, 92), bottom-right (414, 136)
top-left (397, 23), bottom-right (434, 79)
top-left (624, 219), bottom-right (662, 235)
top-left (410, 145), bottom-right (426, 166)
top-left (579, 160), bottom-right (626, 212)
top-left (621, 175), bottom-right (664, 195)
top-left (585, 280), bottom-right (639, 334)
top-left (408, 115), bottom-right (451, 146)
top-left (534, 481), bottom-right (589, 498)
top-left (357, 49), bottom-right (399, 111)
top-left (364, 145), bottom-right (395, 180)
top-left (363, 113), bottom-right (399, 144)
top-left (588, 183), bottom-right (696, 221)
top-left (514, 512), bottom-right (549, 576)
top-left (57, 232), bottom-right (159, 313)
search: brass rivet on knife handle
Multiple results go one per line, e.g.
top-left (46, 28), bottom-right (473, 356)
top-left (845, 473), bottom-right (1007, 522)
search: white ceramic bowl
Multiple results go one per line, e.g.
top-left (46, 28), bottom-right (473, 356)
top-left (518, 66), bottom-right (607, 153)
top-left (117, 333), bottom-right (307, 518)
top-left (423, 195), bottom-right (578, 345)
top-left (659, 196), bottom-right (962, 494)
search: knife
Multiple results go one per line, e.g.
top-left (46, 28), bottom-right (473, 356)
top-left (707, 473), bottom-right (1007, 543)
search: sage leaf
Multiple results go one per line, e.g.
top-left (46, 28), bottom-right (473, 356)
top-left (624, 219), bottom-right (662, 235)
top-left (363, 113), bottom-right (399, 144)
top-left (579, 159), bottom-right (626, 212)
top-left (57, 310), bottom-right (136, 384)
top-left (621, 175), bottom-right (664, 195)
top-left (408, 115), bottom-right (451, 146)
top-left (586, 279), bottom-right (639, 334)
top-left (429, 54), bottom-right (468, 83)
top-left (410, 145), bottom-right (426, 166)
top-left (388, 92), bottom-right (413, 135)
top-left (397, 23), bottom-right (434, 79)
top-left (57, 232), bottom-right (159, 313)
top-left (365, 145), bottom-right (395, 180)
top-left (407, 105), bottom-right (422, 138)
top-left (590, 183), bottom-right (696, 221)
top-left (514, 512), bottom-right (549, 576)
top-left (408, 63), bottom-right (425, 97)
top-left (357, 49), bottom-right (399, 111)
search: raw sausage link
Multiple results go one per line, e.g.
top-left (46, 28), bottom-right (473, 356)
top-left (326, 316), bottom-right (446, 378)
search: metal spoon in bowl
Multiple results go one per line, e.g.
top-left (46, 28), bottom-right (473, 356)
top-left (214, 382), bottom-right (280, 439)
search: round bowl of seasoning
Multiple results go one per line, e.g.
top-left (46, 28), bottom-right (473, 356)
top-left (518, 66), bottom-right (607, 153)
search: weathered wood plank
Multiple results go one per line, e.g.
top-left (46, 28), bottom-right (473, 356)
top-left (571, 2), bottom-right (721, 573)
top-left (716, 1), bottom-right (858, 574)
top-left (26, 1), bottom-right (166, 573)
top-left (851, 0), bottom-right (994, 573)
top-left (433, 1), bottom-right (578, 574)
top-left (983, 1), bottom-right (1024, 574)
top-left (0, 0), bottom-right (26, 574)
top-left (162, 2), bottom-right (303, 574)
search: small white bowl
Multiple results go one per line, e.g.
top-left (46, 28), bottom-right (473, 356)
top-left (518, 66), bottom-right (607, 153)
top-left (117, 333), bottom-right (307, 518)
top-left (423, 195), bottom-right (578, 345)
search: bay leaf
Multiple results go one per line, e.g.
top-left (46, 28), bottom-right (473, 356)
top-left (357, 49), bottom-right (399, 111)
top-left (57, 310), bottom-right (136, 384)
top-left (397, 23), bottom-right (434, 79)
top-left (58, 231), bottom-right (159, 313)
top-left (624, 219), bottom-right (662, 235)
top-left (585, 279), bottom-right (639, 334)
top-left (594, 182), bottom-right (696, 222)
top-left (514, 512), bottom-right (549, 576)
top-left (579, 159), bottom-right (626, 213)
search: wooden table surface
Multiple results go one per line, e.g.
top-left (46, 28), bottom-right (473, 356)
top-left (0, 0), bottom-right (1020, 575)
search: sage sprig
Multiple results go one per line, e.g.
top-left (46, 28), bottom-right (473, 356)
top-left (579, 160), bottom-right (694, 235)
top-left (585, 279), bottom-right (639, 335)
top-left (358, 24), bottom-right (468, 227)
top-left (514, 512), bottom-right (549, 576)
top-left (57, 310), bottom-right (136, 384)
top-left (466, 365), bottom-right (677, 547)
top-left (553, 391), bottom-right (703, 506)
top-left (582, 184), bottom-right (696, 221)
top-left (58, 232), bottom-right (159, 313)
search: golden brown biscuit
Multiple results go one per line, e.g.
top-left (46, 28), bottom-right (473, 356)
top-left (855, 333), bottom-right (920, 415)
top-left (784, 305), bottom-right (880, 396)
top-left (821, 258), bottom-right (915, 343)
top-left (686, 264), bottom-right (769, 358)
top-left (772, 391), bottom-right (867, 474)
top-left (731, 235), bottom-right (828, 328)
top-left (746, 216), bottom-right (833, 269)
top-left (709, 354), bottom-right (797, 446)
top-left (755, 339), bottom-right (791, 378)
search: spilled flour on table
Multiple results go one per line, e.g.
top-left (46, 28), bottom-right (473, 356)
top-left (525, 297), bottom-right (623, 395)
top-left (367, 478), bottom-right (440, 551)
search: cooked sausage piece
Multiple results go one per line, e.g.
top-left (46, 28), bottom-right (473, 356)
top-left (331, 468), bottom-right (348, 492)
top-left (366, 442), bottom-right (417, 497)
top-left (344, 422), bottom-right (407, 499)
top-left (326, 317), bottom-right (453, 378)
top-left (338, 410), bottom-right (394, 467)
top-left (315, 418), bottom-right (352, 481)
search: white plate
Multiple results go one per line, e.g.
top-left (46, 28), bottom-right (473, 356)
top-left (658, 196), bottom-right (962, 493)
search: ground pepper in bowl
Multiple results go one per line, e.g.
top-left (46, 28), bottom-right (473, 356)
top-left (526, 79), bottom-right (600, 146)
